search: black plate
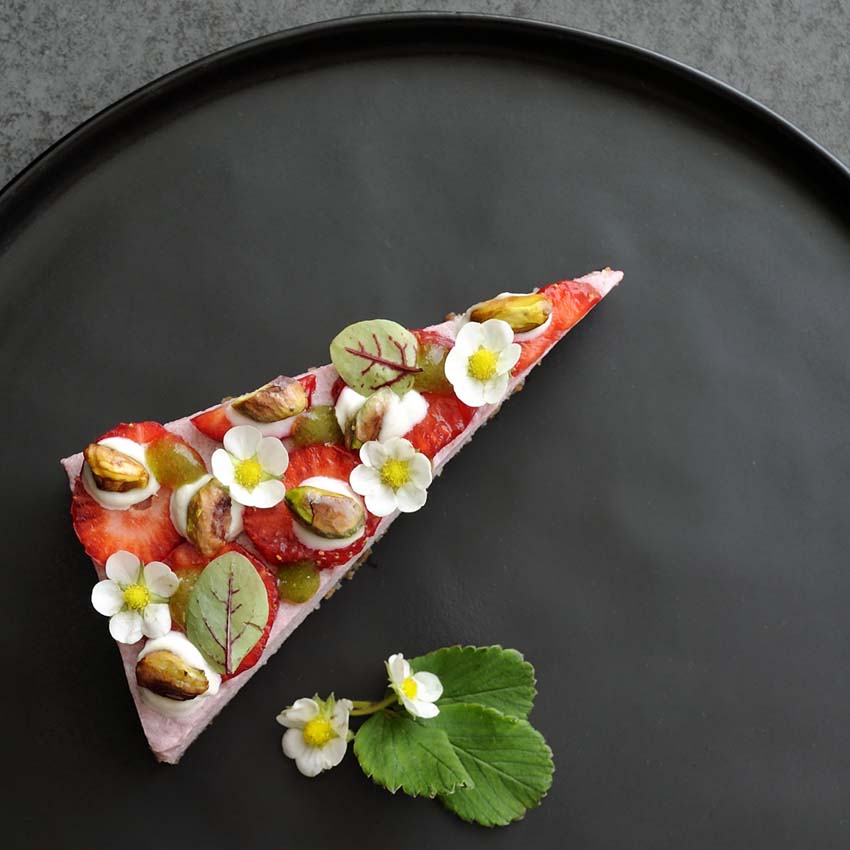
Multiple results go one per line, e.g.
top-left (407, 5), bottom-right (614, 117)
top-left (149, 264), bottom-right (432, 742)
top-left (3, 13), bottom-right (850, 850)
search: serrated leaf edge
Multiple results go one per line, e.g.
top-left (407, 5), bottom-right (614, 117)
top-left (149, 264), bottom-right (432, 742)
top-left (434, 703), bottom-right (555, 828)
top-left (410, 644), bottom-right (539, 719)
top-left (353, 710), bottom-right (474, 799)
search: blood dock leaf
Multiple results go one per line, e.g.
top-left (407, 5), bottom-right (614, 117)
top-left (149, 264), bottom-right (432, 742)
top-left (185, 551), bottom-right (269, 675)
top-left (330, 319), bottom-right (422, 396)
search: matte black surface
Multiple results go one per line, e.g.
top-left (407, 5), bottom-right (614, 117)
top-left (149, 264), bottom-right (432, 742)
top-left (2, 15), bottom-right (850, 850)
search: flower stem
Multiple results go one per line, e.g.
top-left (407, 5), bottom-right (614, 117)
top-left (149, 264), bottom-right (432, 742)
top-left (349, 693), bottom-right (398, 716)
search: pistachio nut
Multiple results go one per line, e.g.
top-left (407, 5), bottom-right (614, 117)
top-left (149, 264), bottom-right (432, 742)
top-left (285, 485), bottom-right (366, 539)
top-left (344, 387), bottom-right (395, 450)
top-left (468, 293), bottom-right (552, 334)
top-left (186, 478), bottom-right (233, 557)
top-left (136, 650), bottom-right (209, 701)
top-left (231, 378), bottom-right (308, 423)
top-left (84, 443), bottom-right (149, 492)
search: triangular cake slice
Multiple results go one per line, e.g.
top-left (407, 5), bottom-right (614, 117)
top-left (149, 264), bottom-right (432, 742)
top-left (61, 269), bottom-right (622, 763)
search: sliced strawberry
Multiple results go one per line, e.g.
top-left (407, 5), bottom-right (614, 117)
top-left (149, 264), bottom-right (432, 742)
top-left (164, 542), bottom-right (278, 680)
top-left (299, 373), bottom-right (318, 400)
top-left (513, 279), bottom-right (602, 375)
top-left (243, 444), bottom-right (379, 569)
top-left (70, 478), bottom-right (181, 566)
top-left (99, 421), bottom-right (169, 444)
top-left (165, 540), bottom-right (211, 573)
top-left (191, 375), bottom-right (317, 443)
top-left (190, 405), bottom-right (232, 443)
top-left (330, 375), bottom-right (347, 403)
top-left (413, 328), bottom-right (454, 351)
top-left (406, 392), bottom-right (476, 459)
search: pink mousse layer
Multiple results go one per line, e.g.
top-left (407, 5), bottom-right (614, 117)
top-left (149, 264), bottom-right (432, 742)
top-left (61, 269), bottom-right (622, 763)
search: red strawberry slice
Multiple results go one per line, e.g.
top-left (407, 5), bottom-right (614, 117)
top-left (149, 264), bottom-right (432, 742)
top-left (406, 392), bottom-right (476, 459)
top-left (189, 406), bottom-right (232, 443)
top-left (513, 279), bottom-right (602, 375)
top-left (99, 421), bottom-right (169, 444)
top-left (191, 375), bottom-right (317, 442)
top-left (243, 444), bottom-right (379, 569)
top-left (413, 328), bottom-right (454, 351)
top-left (164, 542), bottom-right (278, 680)
top-left (330, 375), bottom-right (347, 404)
top-left (70, 478), bottom-right (181, 566)
top-left (165, 541), bottom-right (211, 573)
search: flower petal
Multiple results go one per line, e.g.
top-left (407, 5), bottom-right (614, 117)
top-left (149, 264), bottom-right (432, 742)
top-left (360, 441), bottom-right (387, 470)
top-left (295, 745), bottom-right (333, 778)
top-left (396, 483), bottom-right (427, 513)
top-left (365, 487), bottom-right (398, 518)
top-left (385, 436), bottom-right (415, 461)
top-left (223, 425), bottom-right (261, 460)
top-left (282, 727), bottom-right (309, 759)
top-left (349, 464), bottom-right (383, 497)
top-left (497, 342), bottom-right (522, 374)
top-left (443, 345), bottom-right (470, 386)
top-left (278, 697), bottom-right (320, 728)
top-left (480, 318), bottom-right (514, 351)
top-left (322, 735), bottom-right (348, 768)
top-left (228, 482), bottom-right (255, 508)
top-left (386, 653), bottom-right (410, 684)
top-left (250, 479), bottom-right (286, 509)
top-left (411, 698), bottom-right (440, 719)
top-left (144, 561), bottom-right (179, 598)
top-left (399, 693), bottom-right (422, 717)
top-left (211, 449), bottom-right (234, 486)
top-left (407, 453), bottom-right (433, 488)
top-left (258, 437), bottom-right (288, 477)
top-left (453, 321), bottom-right (484, 355)
top-left (141, 603), bottom-right (171, 638)
top-left (451, 373), bottom-right (487, 407)
top-left (105, 550), bottom-right (141, 587)
top-left (108, 610), bottom-right (143, 644)
top-left (482, 372), bottom-right (510, 405)
top-left (413, 671), bottom-right (443, 702)
top-left (91, 580), bottom-right (124, 617)
top-left (330, 698), bottom-right (353, 732)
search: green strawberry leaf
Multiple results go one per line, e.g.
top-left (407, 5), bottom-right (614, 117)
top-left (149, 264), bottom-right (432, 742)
top-left (410, 645), bottom-right (536, 719)
top-left (329, 319), bottom-right (421, 396)
top-left (432, 704), bottom-right (554, 827)
top-left (185, 551), bottom-right (269, 675)
top-left (353, 709), bottom-right (473, 798)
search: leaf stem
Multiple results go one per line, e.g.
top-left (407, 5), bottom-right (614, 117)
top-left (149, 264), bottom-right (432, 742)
top-left (349, 692), bottom-right (398, 716)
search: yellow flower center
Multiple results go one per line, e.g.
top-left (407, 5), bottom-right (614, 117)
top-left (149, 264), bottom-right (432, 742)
top-left (123, 584), bottom-right (151, 611)
top-left (302, 717), bottom-right (335, 748)
top-left (234, 457), bottom-right (264, 490)
top-left (380, 458), bottom-right (410, 490)
top-left (467, 347), bottom-right (499, 381)
top-left (400, 676), bottom-right (418, 699)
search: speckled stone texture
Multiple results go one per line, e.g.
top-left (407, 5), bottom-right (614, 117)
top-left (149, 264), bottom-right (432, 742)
top-left (0, 0), bottom-right (848, 186)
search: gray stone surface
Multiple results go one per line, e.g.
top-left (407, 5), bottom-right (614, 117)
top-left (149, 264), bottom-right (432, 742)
top-left (0, 0), bottom-right (848, 187)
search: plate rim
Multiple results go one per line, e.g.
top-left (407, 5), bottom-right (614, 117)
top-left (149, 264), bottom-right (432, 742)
top-left (1, 11), bottom-right (849, 221)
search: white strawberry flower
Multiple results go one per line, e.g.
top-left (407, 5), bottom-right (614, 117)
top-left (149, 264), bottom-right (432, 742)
top-left (91, 550), bottom-right (179, 644)
top-left (212, 425), bottom-right (288, 508)
top-left (386, 653), bottom-right (443, 719)
top-left (349, 437), bottom-right (432, 518)
top-left (276, 694), bottom-right (353, 777)
top-left (444, 319), bottom-right (521, 407)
